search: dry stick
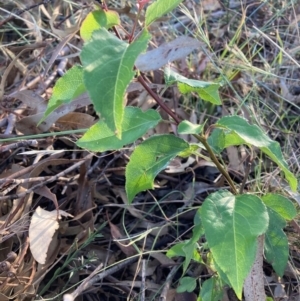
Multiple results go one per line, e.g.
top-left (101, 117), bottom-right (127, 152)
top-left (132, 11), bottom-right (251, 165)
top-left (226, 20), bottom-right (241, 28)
top-left (141, 259), bottom-right (146, 301)
top-left (8, 42), bottom-right (47, 53)
top-left (0, 154), bottom-right (93, 201)
top-left (96, 151), bottom-right (124, 181)
top-left (159, 259), bottom-right (182, 301)
top-left (4, 114), bottom-right (16, 135)
top-left (0, 152), bottom-right (63, 189)
top-left (0, 140), bottom-right (39, 153)
top-left (105, 275), bottom-right (138, 298)
top-left (0, 175), bottom-right (80, 186)
top-left (66, 262), bottom-right (104, 300)
top-left (63, 257), bottom-right (138, 301)
top-left (0, 49), bottom-right (28, 100)
top-left (0, 0), bottom-right (54, 27)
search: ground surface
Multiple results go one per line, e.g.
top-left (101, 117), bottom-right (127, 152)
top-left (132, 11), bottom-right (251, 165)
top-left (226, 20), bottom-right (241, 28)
top-left (0, 0), bottom-right (300, 300)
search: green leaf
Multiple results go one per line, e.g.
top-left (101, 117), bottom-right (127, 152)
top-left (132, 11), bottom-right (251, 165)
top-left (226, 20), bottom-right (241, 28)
top-left (223, 131), bottom-right (245, 147)
top-left (264, 209), bottom-right (288, 276)
top-left (167, 242), bottom-right (187, 258)
top-left (81, 28), bottom-right (151, 138)
top-left (191, 211), bottom-right (204, 243)
top-left (77, 107), bottom-right (161, 151)
top-left (40, 65), bottom-right (85, 123)
top-left (125, 135), bottom-right (189, 202)
top-left (165, 67), bottom-right (221, 105)
top-left (199, 277), bottom-right (223, 301)
top-left (182, 241), bottom-right (202, 273)
top-left (178, 120), bottom-right (205, 135)
top-left (208, 129), bottom-right (246, 153)
top-left (80, 9), bottom-right (120, 41)
top-left (262, 193), bottom-right (296, 221)
top-left (216, 116), bottom-right (297, 191)
top-left (177, 143), bottom-right (200, 158)
top-left (145, 0), bottom-right (184, 26)
top-left (207, 129), bottom-right (225, 154)
top-left (200, 190), bottom-right (269, 299)
top-left (177, 277), bottom-right (197, 293)
top-left (262, 194), bottom-right (296, 276)
top-left (167, 241), bottom-right (201, 274)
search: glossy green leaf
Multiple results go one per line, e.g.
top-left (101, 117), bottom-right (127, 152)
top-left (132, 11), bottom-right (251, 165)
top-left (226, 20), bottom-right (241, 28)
top-left (81, 28), bottom-right (151, 138)
top-left (125, 135), bottom-right (189, 202)
top-left (178, 120), bottom-right (205, 134)
top-left (80, 9), bottom-right (120, 41)
top-left (165, 67), bottom-right (221, 105)
top-left (40, 65), bottom-right (85, 123)
top-left (199, 277), bottom-right (223, 301)
top-left (145, 0), bottom-right (184, 26)
top-left (77, 107), bottom-right (161, 151)
top-left (200, 190), bottom-right (269, 299)
top-left (262, 194), bottom-right (296, 276)
top-left (216, 116), bottom-right (297, 191)
top-left (177, 277), bottom-right (197, 293)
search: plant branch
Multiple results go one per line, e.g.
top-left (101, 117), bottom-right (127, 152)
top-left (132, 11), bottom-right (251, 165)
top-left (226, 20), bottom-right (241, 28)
top-left (137, 74), bottom-right (237, 193)
top-left (195, 134), bottom-right (238, 194)
top-left (128, 9), bottom-right (141, 43)
top-left (137, 74), bottom-right (181, 124)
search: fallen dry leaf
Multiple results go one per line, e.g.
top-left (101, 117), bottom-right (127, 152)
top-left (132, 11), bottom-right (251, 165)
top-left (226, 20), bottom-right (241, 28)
top-left (135, 36), bottom-right (204, 72)
top-left (107, 214), bottom-right (137, 257)
top-left (29, 207), bottom-right (70, 264)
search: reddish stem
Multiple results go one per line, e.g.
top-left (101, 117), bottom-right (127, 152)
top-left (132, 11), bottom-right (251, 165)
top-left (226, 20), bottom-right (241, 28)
top-left (137, 74), bottom-right (181, 124)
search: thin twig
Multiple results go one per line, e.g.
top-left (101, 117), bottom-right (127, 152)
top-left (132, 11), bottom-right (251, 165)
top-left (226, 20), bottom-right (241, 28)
top-left (63, 257), bottom-right (138, 301)
top-left (159, 259), bottom-right (182, 301)
top-left (0, 154), bottom-right (93, 201)
top-left (239, 157), bottom-right (252, 194)
top-left (0, 140), bottom-right (39, 153)
top-left (0, 0), bottom-right (54, 27)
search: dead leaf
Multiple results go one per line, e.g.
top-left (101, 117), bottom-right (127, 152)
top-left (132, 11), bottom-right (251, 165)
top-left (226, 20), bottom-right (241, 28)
top-left (14, 90), bottom-right (47, 114)
top-left (227, 146), bottom-right (244, 174)
top-left (107, 214), bottom-right (137, 257)
top-left (29, 207), bottom-right (69, 264)
top-left (56, 112), bottom-right (95, 130)
top-left (135, 36), bottom-right (204, 72)
top-left (202, 0), bottom-right (222, 11)
top-left (129, 259), bottom-right (158, 277)
top-left (112, 188), bottom-right (144, 219)
top-left (16, 93), bottom-right (91, 134)
top-left (50, 3), bottom-right (82, 38)
top-left (34, 186), bottom-right (59, 212)
top-left (149, 252), bottom-right (175, 266)
top-left (137, 220), bottom-right (169, 237)
top-left (280, 79), bottom-right (300, 104)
